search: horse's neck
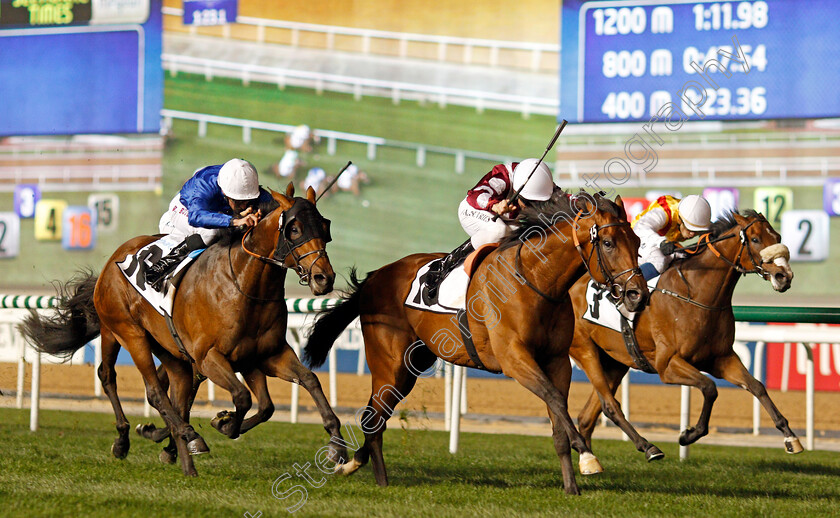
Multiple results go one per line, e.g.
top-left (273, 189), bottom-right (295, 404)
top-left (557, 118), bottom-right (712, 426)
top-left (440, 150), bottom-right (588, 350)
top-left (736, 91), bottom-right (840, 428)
top-left (675, 235), bottom-right (742, 306)
top-left (228, 227), bottom-right (288, 300)
top-left (518, 229), bottom-right (585, 297)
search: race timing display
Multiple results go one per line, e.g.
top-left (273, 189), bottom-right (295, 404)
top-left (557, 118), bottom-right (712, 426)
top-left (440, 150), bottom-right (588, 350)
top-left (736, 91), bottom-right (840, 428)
top-left (560, 0), bottom-right (840, 123)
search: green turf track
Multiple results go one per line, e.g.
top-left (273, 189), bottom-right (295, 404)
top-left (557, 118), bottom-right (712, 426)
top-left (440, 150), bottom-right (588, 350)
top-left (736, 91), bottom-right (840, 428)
top-left (1, 408), bottom-right (838, 517)
top-left (1, 73), bottom-right (837, 298)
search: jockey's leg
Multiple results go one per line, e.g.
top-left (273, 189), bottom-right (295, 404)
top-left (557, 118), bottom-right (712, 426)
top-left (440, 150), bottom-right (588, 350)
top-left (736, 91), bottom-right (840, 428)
top-left (637, 239), bottom-right (670, 280)
top-left (145, 234), bottom-right (207, 291)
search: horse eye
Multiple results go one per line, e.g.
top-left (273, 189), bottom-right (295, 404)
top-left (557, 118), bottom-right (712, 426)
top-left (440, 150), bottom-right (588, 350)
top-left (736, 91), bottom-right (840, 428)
top-left (751, 237), bottom-right (759, 244)
top-left (603, 240), bottom-right (614, 249)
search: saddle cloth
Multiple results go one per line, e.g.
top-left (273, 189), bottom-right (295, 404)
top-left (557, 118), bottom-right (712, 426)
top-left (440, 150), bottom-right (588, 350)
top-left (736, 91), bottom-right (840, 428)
top-left (582, 274), bottom-right (661, 332)
top-left (116, 236), bottom-right (204, 316)
top-left (404, 243), bottom-right (497, 314)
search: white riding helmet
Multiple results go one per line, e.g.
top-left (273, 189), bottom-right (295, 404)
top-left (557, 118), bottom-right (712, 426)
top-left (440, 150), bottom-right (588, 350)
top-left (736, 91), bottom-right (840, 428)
top-left (512, 159), bottom-right (554, 202)
top-left (678, 195), bottom-right (712, 231)
top-left (217, 158), bottom-right (260, 200)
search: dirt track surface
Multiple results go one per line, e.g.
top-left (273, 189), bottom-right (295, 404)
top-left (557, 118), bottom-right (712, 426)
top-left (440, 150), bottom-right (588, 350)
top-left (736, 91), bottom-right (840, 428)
top-left (4, 363), bottom-right (840, 444)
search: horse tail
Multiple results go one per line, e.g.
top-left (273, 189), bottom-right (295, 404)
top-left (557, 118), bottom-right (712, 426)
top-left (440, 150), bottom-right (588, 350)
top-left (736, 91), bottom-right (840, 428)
top-left (303, 267), bottom-right (367, 368)
top-left (19, 269), bottom-right (101, 359)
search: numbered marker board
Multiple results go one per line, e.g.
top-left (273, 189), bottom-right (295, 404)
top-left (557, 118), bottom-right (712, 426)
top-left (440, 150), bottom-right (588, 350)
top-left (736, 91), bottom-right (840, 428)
top-left (754, 187), bottom-right (792, 228)
top-left (824, 177), bottom-right (840, 216)
top-left (87, 194), bottom-right (119, 232)
top-left (781, 210), bottom-right (829, 262)
top-left (34, 200), bottom-right (67, 241)
top-left (14, 184), bottom-right (40, 219)
top-left (62, 207), bottom-right (97, 251)
top-left (0, 213), bottom-right (21, 259)
top-left (703, 187), bottom-right (739, 221)
top-left (621, 197), bottom-right (649, 222)
top-left (645, 190), bottom-right (682, 203)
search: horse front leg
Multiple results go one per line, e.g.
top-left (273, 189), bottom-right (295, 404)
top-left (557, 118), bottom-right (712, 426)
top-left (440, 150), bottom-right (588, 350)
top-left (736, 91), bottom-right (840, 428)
top-left (214, 368), bottom-right (275, 436)
top-left (197, 348), bottom-right (251, 440)
top-left (261, 345), bottom-right (347, 464)
top-left (500, 346), bottom-right (603, 485)
top-left (658, 356), bottom-right (718, 446)
top-left (712, 352), bottom-right (803, 454)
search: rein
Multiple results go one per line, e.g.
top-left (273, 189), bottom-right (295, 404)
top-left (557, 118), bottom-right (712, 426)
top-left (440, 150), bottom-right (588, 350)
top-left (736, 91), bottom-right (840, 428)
top-left (228, 199), bottom-right (331, 301)
top-left (651, 217), bottom-right (769, 311)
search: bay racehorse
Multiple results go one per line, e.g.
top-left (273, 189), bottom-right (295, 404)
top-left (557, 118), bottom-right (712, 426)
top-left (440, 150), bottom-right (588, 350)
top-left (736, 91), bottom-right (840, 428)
top-left (569, 210), bottom-right (801, 460)
top-left (303, 191), bottom-right (649, 495)
top-left (21, 184), bottom-right (349, 476)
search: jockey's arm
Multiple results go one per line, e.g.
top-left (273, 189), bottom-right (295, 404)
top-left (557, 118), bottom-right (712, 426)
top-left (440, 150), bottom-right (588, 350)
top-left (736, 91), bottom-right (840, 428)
top-left (185, 195), bottom-right (233, 229)
top-left (632, 209), bottom-right (669, 244)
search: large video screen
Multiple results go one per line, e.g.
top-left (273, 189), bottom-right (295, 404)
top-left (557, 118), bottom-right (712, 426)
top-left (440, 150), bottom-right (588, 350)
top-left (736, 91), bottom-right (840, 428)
top-left (0, 0), bottom-right (162, 136)
top-left (560, 0), bottom-right (840, 123)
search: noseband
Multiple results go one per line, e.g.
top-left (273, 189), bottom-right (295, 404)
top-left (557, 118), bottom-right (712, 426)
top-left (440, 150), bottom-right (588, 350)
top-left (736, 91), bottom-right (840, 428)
top-left (572, 210), bottom-right (642, 301)
top-left (241, 198), bottom-right (331, 285)
top-left (701, 217), bottom-right (771, 280)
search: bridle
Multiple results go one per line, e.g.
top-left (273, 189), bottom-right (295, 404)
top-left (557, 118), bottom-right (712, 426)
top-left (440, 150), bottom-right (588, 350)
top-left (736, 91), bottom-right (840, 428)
top-left (572, 209), bottom-right (643, 302)
top-left (653, 215), bottom-right (776, 310)
top-left (239, 197), bottom-right (331, 286)
top-left (514, 204), bottom-right (642, 305)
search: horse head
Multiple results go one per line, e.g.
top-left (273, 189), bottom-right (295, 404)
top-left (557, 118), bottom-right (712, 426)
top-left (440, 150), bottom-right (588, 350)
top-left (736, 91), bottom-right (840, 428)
top-left (706, 210), bottom-right (793, 292)
top-left (251, 182), bottom-right (335, 295)
top-left (571, 192), bottom-right (648, 312)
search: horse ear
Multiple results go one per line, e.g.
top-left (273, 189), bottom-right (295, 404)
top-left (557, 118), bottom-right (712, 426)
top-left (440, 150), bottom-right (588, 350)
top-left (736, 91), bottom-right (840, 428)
top-left (306, 186), bottom-right (317, 204)
top-left (269, 187), bottom-right (293, 209)
top-left (732, 211), bottom-right (747, 224)
top-left (286, 182), bottom-right (295, 198)
top-left (614, 195), bottom-right (629, 221)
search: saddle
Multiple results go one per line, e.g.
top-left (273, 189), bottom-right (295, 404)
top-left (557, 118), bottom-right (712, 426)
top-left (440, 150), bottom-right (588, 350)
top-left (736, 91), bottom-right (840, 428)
top-left (404, 243), bottom-right (498, 314)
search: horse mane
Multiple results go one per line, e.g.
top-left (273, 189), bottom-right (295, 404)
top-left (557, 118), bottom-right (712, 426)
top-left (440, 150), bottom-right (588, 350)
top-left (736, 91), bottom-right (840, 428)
top-left (498, 189), bottom-right (620, 251)
top-left (215, 189), bottom-right (282, 247)
top-left (705, 209), bottom-right (760, 238)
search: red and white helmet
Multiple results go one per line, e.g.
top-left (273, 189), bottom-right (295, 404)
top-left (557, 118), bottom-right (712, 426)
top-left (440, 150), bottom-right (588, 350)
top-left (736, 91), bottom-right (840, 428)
top-left (512, 159), bottom-right (554, 201)
top-left (218, 158), bottom-right (260, 200)
top-left (678, 195), bottom-right (712, 231)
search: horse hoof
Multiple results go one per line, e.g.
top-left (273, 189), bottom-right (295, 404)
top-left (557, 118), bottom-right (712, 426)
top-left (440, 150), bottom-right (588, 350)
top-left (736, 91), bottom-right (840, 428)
top-left (579, 452), bottom-right (603, 475)
top-left (110, 440), bottom-right (129, 460)
top-left (645, 445), bottom-right (665, 462)
top-left (679, 427), bottom-right (696, 446)
top-left (340, 458), bottom-right (362, 476)
top-left (785, 437), bottom-right (804, 454)
top-left (187, 437), bottom-right (210, 455)
top-left (135, 423), bottom-right (155, 437)
top-left (159, 449), bottom-right (177, 464)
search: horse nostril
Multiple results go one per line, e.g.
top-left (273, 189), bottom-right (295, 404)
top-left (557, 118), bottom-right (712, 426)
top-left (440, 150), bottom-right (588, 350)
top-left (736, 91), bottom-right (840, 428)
top-left (626, 290), bottom-right (641, 302)
top-left (775, 273), bottom-right (787, 284)
top-left (313, 273), bottom-right (327, 285)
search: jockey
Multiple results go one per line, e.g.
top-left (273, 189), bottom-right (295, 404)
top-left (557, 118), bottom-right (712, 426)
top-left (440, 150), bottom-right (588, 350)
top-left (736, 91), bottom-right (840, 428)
top-left (303, 167), bottom-right (328, 197)
top-left (147, 158), bottom-right (273, 291)
top-left (632, 194), bottom-right (712, 280)
top-left (277, 149), bottom-right (300, 179)
top-left (286, 124), bottom-right (318, 152)
top-left (423, 158), bottom-right (555, 300)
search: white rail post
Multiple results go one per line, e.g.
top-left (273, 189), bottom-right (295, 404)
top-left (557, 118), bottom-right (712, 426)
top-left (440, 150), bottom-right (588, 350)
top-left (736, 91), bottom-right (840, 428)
top-left (801, 343), bottom-right (814, 450)
top-left (621, 375), bottom-right (630, 441)
top-left (444, 362), bottom-right (452, 431)
top-left (459, 368), bottom-right (467, 414)
top-left (207, 380), bottom-right (216, 404)
top-left (144, 390), bottom-right (152, 418)
top-left (328, 348), bottom-right (338, 407)
top-left (449, 365), bottom-right (464, 454)
top-left (16, 333), bottom-right (25, 409)
top-left (94, 336), bottom-right (102, 397)
top-left (290, 339), bottom-right (300, 424)
top-left (752, 341), bottom-right (765, 435)
top-left (30, 349), bottom-right (41, 432)
top-left (679, 385), bottom-right (690, 460)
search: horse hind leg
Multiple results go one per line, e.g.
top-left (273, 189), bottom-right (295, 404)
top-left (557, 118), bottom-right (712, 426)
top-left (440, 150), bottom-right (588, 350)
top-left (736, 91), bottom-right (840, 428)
top-left (136, 364), bottom-right (175, 443)
top-left (98, 326), bottom-right (131, 459)
top-left (261, 345), bottom-right (347, 464)
top-left (713, 353), bottom-right (803, 454)
top-left (348, 328), bottom-right (435, 487)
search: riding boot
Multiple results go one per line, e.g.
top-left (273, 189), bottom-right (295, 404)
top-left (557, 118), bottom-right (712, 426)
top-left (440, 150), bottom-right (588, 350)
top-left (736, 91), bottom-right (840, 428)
top-left (145, 235), bottom-right (205, 292)
top-left (423, 239), bottom-right (474, 303)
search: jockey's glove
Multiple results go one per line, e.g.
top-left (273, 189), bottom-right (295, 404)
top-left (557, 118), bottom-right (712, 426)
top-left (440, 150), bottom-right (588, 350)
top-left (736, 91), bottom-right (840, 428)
top-left (659, 240), bottom-right (678, 255)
